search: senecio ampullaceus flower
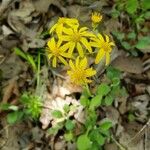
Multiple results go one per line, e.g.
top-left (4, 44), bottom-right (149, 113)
top-left (67, 57), bottom-right (96, 85)
top-left (91, 11), bottom-right (102, 29)
top-left (90, 34), bottom-right (115, 65)
top-left (47, 37), bottom-right (70, 67)
top-left (50, 17), bottom-right (79, 36)
top-left (59, 26), bottom-right (94, 57)
top-left (47, 14), bottom-right (115, 85)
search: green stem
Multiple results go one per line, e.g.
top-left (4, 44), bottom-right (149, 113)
top-left (36, 52), bottom-right (41, 90)
top-left (85, 83), bottom-right (92, 97)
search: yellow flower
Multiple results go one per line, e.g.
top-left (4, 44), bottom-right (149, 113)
top-left (67, 57), bottom-right (96, 85)
top-left (49, 17), bottom-right (79, 36)
top-left (90, 34), bottom-right (115, 65)
top-left (47, 37), bottom-right (70, 67)
top-left (59, 26), bottom-right (94, 57)
top-left (91, 12), bottom-right (102, 24)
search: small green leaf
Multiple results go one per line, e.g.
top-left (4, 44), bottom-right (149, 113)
top-left (126, 0), bottom-right (138, 14)
top-left (141, 0), bottom-right (150, 10)
top-left (26, 54), bottom-right (37, 71)
top-left (111, 77), bottom-right (120, 87)
top-left (104, 95), bottom-right (114, 106)
top-left (89, 129), bottom-right (106, 146)
top-left (127, 32), bottom-right (136, 40)
top-left (122, 41), bottom-right (131, 50)
top-left (90, 95), bottom-right (102, 109)
top-left (135, 36), bottom-right (150, 52)
top-left (64, 131), bottom-right (74, 141)
top-left (65, 119), bottom-right (75, 131)
top-left (97, 83), bottom-right (111, 96)
top-left (99, 120), bottom-right (112, 132)
top-left (14, 47), bottom-right (27, 60)
top-left (7, 111), bottom-right (23, 124)
top-left (63, 104), bottom-right (70, 113)
top-left (77, 134), bottom-right (91, 150)
top-left (106, 66), bottom-right (121, 80)
top-left (80, 95), bottom-right (89, 107)
top-left (52, 110), bottom-right (63, 118)
top-left (0, 103), bottom-right (11, 111)
top-left (144, 11), bottom-right (150, 19)
top-left (112, 31), bottom-right (125, 41)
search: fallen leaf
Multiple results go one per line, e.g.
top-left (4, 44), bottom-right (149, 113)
top-left (112, 56), bottom-right (143, 74)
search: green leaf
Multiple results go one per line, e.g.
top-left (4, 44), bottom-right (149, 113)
top-left (141, 0), bottom-right (150, 10)
top-left (135, 36), bottom-right (150, 52)
top-left (26, 54), bottom-right (37, 71)
top-left (97, 83), bottom-right (111, 96)
top-left (77, 134), bottom-right (91, 150)
top-left (63, 104), bottom-right (70, 113)
top-left (90, 95), bottom-right (102, 109)
top-left (126, 0), bottom-right (138, 14)
top-left (89, 129), bottom-right (106, 146)
top-left (65, 119), bottom-right (75, 131)
top-left (104, 95), bottom-right (114, 106)
top-left (14, 47), bottom-right (27, 60)
top-left (52, 110), bottom-right (63, 118)
top-left (99, 120), bottom-right (112, 132)
top-left (112, 31), bottom-right (125, 41)
top-left (127, 32), bottom-right (136, 40)
top-left (111, 77), bottom-right (120, 87)
top-left (121, 41), bottom-right (131, 50)
top-left (64, 131), bottom-right (74, 141)
top-left (106, 66), bottom-right (121, 80)
top-left (80, 95), bottom-right (89, 107)
top-left (0, 103), bottom-right (11, 111)
top-left (7, 111), bottom-right (23, 124)
top-left (144, 11), bottom-right (150, 19)
top-left (48, 123), bottom-right (63, 135)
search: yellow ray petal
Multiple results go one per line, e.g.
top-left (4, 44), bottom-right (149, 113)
top-left (81, 37), bottom-right (92, 53)
top-left (59, 35), bottom-right (70, 41)
top-left (77, 42), bottom-right (84, 57)
top-left (90, 42), bottom-right (99, 48)
top-left (52, 57), bottom-right (57, 67)
top-left (49, 24), bottom-right (57, 34)
top-left (97, 33), bottom-right (104, 42)
top-left (62, 27), bottom-right (73, 35)
top-left (68, 42), bottom-right (75, 57)
top-left (105, 35), bottom-right (110, 42)
top-left (85, 68), bottom-right (96, 77)
top-left (58, 56), bottom-right (68, 66)
top-left (80, 57), bottom-right (87, 69)
top-left (105, 52), bottom-right (110, 66)
top-left (47, 37), bottom-right (56, 50)
top-left (60, 42), bottom-right (71, 52)
top-left (79, 27), bottom-right (88, 33)
top-left (47, 53), bottom-right (53, 59)
top-left (69, 60), bottom-right (75, 70)
top-left (75, 57), bottom-right (80, 68)
top-left (56, 24), bottom-right (63, 36)
top-left (95, 49), bottom-right (105, 64)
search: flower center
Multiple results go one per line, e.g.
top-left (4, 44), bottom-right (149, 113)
top-left (52, 47), bottom-right (60, 56)
top-left (101, 42), bottom-right (111, 52)
top-left (74, 68), bottom-right (85, 81)
top-left (70, 33), bottom-right (81, 42)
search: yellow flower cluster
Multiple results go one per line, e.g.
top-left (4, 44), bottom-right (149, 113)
top-left (46, 13), bottom-right (115, 85)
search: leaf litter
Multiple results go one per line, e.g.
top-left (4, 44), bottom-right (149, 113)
top-left (0, 0), bottom-right (150, 150)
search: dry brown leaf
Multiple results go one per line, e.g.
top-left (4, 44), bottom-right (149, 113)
top-left (119, 122), bottom-right (144, 150)
top-left (112, 56), bottom-right (143, 74)
top-left (2, 78), bottom-right (19, 103)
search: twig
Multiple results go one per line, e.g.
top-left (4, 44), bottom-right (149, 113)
top-left (111, 135), bottom-right (127, 150)
top-left (127, 119), bottom-right (150, 145)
